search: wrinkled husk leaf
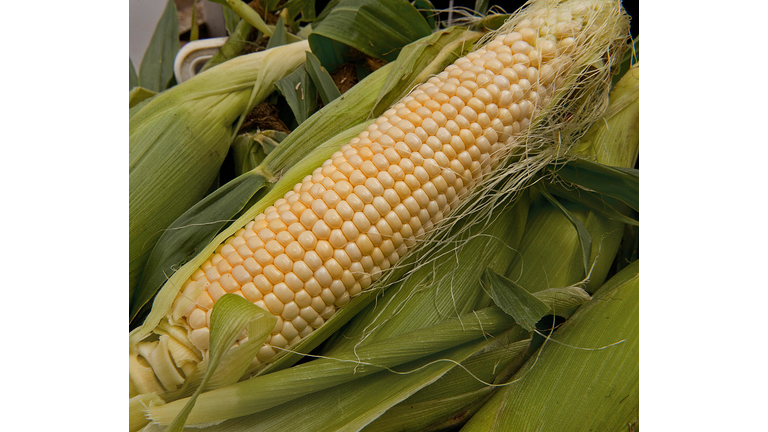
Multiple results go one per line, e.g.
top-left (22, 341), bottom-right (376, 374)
top-left (462, 261), bottom-right (639, 431)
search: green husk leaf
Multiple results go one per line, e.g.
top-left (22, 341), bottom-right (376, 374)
top-left (413, 0), bottom-right (436, 29)
top-left (223, 3), bottom-right (240, 35)
top-left (275, 64), bottom-right (319, 124)
top-left (266, 16), bottom-right (287, 49)
top-left (483, 269), bottom-right (551, 332)
top-left (130, 58), bottom-right (138, 90)
top-left (130, 170), bottom-right (270, 322)
top-left (129, 87), bottom-right (157, 108)
top-left (543, 180), bottom-right (638, 226)
top-left (138, 0), bottom-right (179, 92)
top-left (202, 18), bottom-right (252, 72)
top-left (307, 0), bottom-right (432, 72)
top-left (574, 63), bottom-right (640, 169)
top-left (230, 130), bottom-right (286, 176)
top-left (365, 337), bottom-right (530, 432)
top-left (281, 0), bottom-right (317, 27)
top-left (462, 261), bottom-right (639, 431)
top-left (197, 339), bottom-right (497, 432)
top-left (129, 40), bottom-right (310, 302)
top-left (539, 186), bottom-right (593, 275)
top-left (550, 159), bottom-right (639, 212)
top-left (305, 51), bottom-right (342, 104)
top-left (147, 307), bottom-right (516, 426)
top-left (190, 1), bottom-right (200, 41)
top-left (213, 0), bottom-right (272, 36)
top-left (473, 0), bottom-right (490, 15)
top-left (532, 286), bottom-right (591, 318)
top-left (165, 294), bottom-right (276, 432)
top-left (504, 197), bottom-right (617, 294)
top-left (476, 13), bottom-right (512, 31)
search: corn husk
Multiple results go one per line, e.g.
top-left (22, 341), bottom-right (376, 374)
top-left (462, 260), bottom-right (639, 431)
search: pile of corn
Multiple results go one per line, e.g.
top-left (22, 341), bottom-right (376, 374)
top-left (129, 0), bottom-right (638, 430)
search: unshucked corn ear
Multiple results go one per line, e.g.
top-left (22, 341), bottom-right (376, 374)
top-left (129, 40), bottom-right (311, 300)
top-left (130, 0), bottom-right (630, 400)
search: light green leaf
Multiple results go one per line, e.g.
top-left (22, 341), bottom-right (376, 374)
top-left (532, 286), bottom-right (592, 318)
top-left (539, 186), bottom-right (593, 276)
top-left (483, 269), bottom-right (551, 331)
top-left (473, 0), bottom-right (490, 15)
top-left (222, 3), bottom-right (240, 35)
top-left (305, 51), bottom-right (342, 104)
top-left (129, 86), bottom-right (156, 108)
top-left (230, 130), bottom-right (287, 176)
top-left (551, 158), bottom-right (639, 212)
top-left (139, 0), bottom-right (180, 92)
top-left (275, 65), bottom-right (318, 124)
top-left (308, 0), bottom-right (432, 72)
top-left (543, 181), bottom-right (638, 226)
top-left (202, 18), bottom-right (252, 72)
top-left (365, 336), bottom-right (530, 432)
top-left (266, 16), bottom-right (287, 49)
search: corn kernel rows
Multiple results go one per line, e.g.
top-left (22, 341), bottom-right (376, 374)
top-left (179, 9), bottom-right (585, 364)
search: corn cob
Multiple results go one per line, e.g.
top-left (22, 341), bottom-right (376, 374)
top-left (131, 0), bottom-right (630, 394)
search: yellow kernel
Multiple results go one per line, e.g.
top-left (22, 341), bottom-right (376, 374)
top-left (440, 103), bottom-right (458, 119)
top-left (315, 267), bottom-right (333, 288)
top-left (231, 265), bottom-right (252, 285)
top-left (377, 171), bottom-right (394, 189)
top-left (263, 264), bottom-right (284, 284)
top-left (365, 178), bottom-right (384, 196)
top-left (312, 220), bottom-right (331, 239)
top-left (323, 209), bottom-right (343, 229)
top-left (316, 240), bottom-right (334, 261)
top-left (354, 185), bottom-right (374, 203)
top-left (284, 272), bottom-right (303, 292)
top-left (263, 293), bottom-right (284, 314)
top-left (305, 278), bottom-right (321, 296)
top-left (293, 261), bottom-right (313, 282)
top-left (294, 291), bottom-right (311, 309)
top-left (273, 283), bottom-right (294, 303)
top-left (329, 229), bottom-right (346, 248)
top-left (357, 234), bottom-right (374, 255)
top-left (242, 282), bottom-right (262, 302)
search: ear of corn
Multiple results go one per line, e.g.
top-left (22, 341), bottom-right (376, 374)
top-left (129, 40), bottom-right (311, 303)
top-left (130, 0), bottom-right (632, 425)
